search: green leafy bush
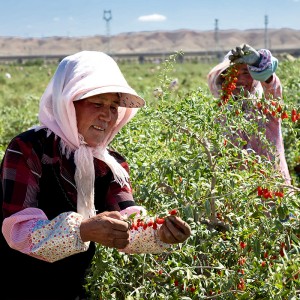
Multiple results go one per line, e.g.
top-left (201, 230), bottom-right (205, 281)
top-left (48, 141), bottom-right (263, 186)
top-left (1, 54), bottom-right (300, 299)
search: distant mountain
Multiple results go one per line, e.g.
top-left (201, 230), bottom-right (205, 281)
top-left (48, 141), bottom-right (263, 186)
top-left (0, 28), bottom-right (299, 56)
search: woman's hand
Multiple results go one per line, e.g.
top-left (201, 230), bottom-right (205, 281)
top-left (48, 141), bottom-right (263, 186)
top-left (158, 216), bottom-right (191, 244)
top-left (229, 44), bottom-right (261, 66)
top-left (80, 211), bottom-right (130, 249)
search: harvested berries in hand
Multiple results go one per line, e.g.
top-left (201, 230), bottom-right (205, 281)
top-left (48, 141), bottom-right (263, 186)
top-left (128, 208), bottom-right (179, 231)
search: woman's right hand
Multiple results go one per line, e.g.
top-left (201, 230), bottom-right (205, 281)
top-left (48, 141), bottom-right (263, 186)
top-left (80, 211), bottom-right (130, 249)
top-left (229, 44), bottom-right (261, 66)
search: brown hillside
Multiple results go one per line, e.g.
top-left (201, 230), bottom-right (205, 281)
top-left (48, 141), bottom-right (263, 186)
top-left (0, 28), bottom-right (299, 56)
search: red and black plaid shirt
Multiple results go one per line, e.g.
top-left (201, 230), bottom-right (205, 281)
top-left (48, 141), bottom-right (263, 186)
top-left (0, 128), bottom-right (136, 219)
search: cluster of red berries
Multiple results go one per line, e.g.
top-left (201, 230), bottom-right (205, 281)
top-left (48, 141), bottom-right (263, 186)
top-left (129, 209), bottom-right (178, 231)
top-left (260, 242), bottom-right (287, 269)
top-left (237, 278), bottom-right (246, 291)
top-left (219, 64), bottom-right (238, 106)
top-left (218, 64), bottom-right (300, 123)
top-left (291, 108), bottom-right (300, 122)
top-left (157, 269), bottom-right (197, 294)
top-left (256, 101), bottom-right (300, 122)
top-left (173, 280), bottom-right (196, 293)
top-left (257, 186), bottom-right (284, 199)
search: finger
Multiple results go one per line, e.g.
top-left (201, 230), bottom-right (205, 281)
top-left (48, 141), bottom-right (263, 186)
top-left (231, 57), bottom-right (245, 64)
top-left (236, 46), bottom-right (243, 56)
top-left (231, 48), bottom-right (241, 57)
top-left (111, 228), bottom-right (130, 239)
top-left (99, 228), bottom-right (129, 247)
top-left (168, 216), bottom-right (191, 235)
top-left (229, 57), bottom-right (238, 64)
top-left (231, 49), bottom-right (237, 56)
top-left (102, 236), bottom-right (129, 249)
top-left (101, 210), bottom-right (123, 220)
top-left (228, 54), bottom-right (234, 61)
top-left (242, 44), bottom-right (251, 52)
top-left (159, 225), bottom-right (177, 244)
top-left (113, 238), bottom-right (130, 249)
top-left (109, 218), bottom-right (129, 231)
top-left (163, 218), bottom-right (189, 243)
top-left (94, 214), bottom-right (129, 231)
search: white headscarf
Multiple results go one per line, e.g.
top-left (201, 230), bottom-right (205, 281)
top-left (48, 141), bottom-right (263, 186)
top-left (37, 51), bottom-right (145, 219)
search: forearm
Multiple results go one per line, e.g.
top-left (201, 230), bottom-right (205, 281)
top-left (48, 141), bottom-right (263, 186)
top-left (119, 224), bottom-right (170, 254)
top-left (261, 73), bottom-right (282, 99)
top-left (2, 208), bottom-right (89, 262)
top-left (119, 208), bottom-right (170, 254)
top-left (248, 49), bottom-right (278, 82)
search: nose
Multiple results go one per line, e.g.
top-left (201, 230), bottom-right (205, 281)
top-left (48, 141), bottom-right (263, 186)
top-left (98, 105), bottom-right (111, 122)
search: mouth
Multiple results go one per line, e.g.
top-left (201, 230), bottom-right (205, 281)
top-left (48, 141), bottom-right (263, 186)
top-left (92, 125), bottom-right (105, 131)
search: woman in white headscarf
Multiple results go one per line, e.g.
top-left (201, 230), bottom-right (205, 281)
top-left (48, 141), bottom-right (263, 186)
top-left (0, 51), bottom-right (191, 300)
top-left (207, 44), bottom-right (291, 185)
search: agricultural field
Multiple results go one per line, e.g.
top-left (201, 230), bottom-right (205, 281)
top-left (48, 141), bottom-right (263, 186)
top-left (1, 54), bottom-right (300, 299)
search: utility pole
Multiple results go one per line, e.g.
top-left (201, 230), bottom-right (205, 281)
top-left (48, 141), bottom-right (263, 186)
top-left (103, 10), bottom-right (112, 54)
top-left (264, 15), bottom-right (269, 49)
top-left (214, 19), bottom-right (221, 61)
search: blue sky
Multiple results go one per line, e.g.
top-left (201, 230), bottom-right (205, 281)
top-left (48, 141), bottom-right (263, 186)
top-left (2, 0), bottom-right (300, 37)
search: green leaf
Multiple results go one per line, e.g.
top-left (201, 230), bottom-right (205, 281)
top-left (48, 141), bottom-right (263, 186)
top-left (253, 238), bottom-right (261, 258)
top-left (205, 199), bottom-right (211, 215)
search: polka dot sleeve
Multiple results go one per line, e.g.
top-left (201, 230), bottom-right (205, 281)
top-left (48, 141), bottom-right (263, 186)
top-left (119, 207), bottom-right (171, 254)
top-left (2, 208), bottom-right (89, 262)
top-left (120, 224), bottom-right (171, 254)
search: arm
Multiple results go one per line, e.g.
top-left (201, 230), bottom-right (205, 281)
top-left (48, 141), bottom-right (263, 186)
top-left (229, 45), bottom-right (291, 184)
top-left (246, 48), bottom-right (282, 99)
top-left (229, 44), bottom-right (279, 89)
top-left (250, 55), bottom-right (290, 184)
top-left (84, 153), bottom-right (191, 254)
top-left (248, 54), bottom-right (290, 184)
top-left (2, 208), bottom-right (89, 262)
top-left (79, 194), bottom-right (191, 254)
top-left (1, 136), bottom-right (89, 262)
top-left (119, 207), bottom-right (191, 254)
top-left (261, 72), bottom-right (282, 99)
top-left (247, 49), bottom-right (279, 83)
top-left (118, 206), bottom-right (170, 254)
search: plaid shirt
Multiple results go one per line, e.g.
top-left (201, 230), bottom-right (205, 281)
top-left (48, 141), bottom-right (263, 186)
top-left (1, 128), bottom-right (135, 219)
top-left (0, 127), bottom-right (137, 262)
top-left (0, 129), bottom-right (169, 299)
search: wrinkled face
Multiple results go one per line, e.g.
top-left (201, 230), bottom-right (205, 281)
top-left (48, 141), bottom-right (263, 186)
top-left (232, 64), bottom-right (253, 96)
top-left (74, 93), bottom-right (120, 147)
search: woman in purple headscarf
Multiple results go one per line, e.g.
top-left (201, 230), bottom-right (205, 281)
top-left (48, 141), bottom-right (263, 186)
top-left (207, 44), bottom-right (291, 185)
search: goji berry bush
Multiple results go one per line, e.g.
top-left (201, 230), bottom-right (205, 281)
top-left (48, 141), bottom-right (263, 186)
top-left (87, 54), bottom-right (300, 299)
top-left (1, 55), bottom-right (300, 299)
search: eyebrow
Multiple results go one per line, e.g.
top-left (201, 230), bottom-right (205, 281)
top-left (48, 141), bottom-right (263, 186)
top-left (88, 97), bottom-right (120, 105)
top-left (112, 100), bottom-right (121, 106)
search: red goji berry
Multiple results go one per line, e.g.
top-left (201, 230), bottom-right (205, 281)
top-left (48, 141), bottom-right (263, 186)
top-left (240, 241), bottom-right (246, 249)
top-left (169, 209), bottom-right (178, 215)
top-left (281, 111), bottom-right (289, 119)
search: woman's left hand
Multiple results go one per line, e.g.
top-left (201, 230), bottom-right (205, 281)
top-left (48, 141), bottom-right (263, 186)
top-left (158, 216), bottom-right (191, 244)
